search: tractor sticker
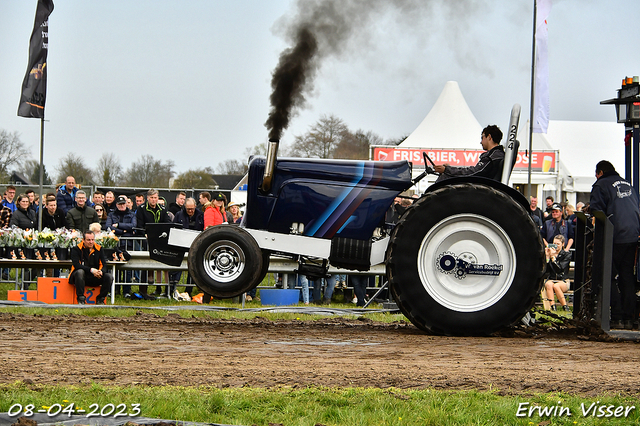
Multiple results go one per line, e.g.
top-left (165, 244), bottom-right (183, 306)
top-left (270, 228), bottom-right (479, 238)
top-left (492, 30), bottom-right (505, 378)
top-left (612, 180), bottom-right (633, 199)
top-left (436, 252), bottom-right (503, 280)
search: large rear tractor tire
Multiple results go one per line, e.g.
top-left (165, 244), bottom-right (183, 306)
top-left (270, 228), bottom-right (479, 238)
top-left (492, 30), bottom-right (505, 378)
top-left (386, 183), bottom-right (545, 335)
top-left (188, 225), bottom-right (264, 298)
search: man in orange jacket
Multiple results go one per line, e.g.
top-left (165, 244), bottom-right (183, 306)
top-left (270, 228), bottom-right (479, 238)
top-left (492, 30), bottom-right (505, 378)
top-left (69, 231), bottom-right (113, 305)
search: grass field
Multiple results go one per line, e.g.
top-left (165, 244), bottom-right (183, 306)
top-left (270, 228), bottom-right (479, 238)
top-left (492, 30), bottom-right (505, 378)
top-left (0, 281), bottom-right (626, 426)
top-left (1, 383), bottom-right (638, 426)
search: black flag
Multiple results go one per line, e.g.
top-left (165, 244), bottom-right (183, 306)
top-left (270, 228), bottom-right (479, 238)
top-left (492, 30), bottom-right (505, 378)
top-left (18, 0), bottom-right (54, 118)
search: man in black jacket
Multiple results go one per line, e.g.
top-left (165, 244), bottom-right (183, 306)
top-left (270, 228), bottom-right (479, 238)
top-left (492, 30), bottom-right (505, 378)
top-left (168, 191), bottom-right (186, 216)
top-left (590, 160), bottom-right (640, 329)
top-left (66, 191), bottom-right (99, 233)
top-left (171, 198), bottom-right (203, 296)
top-left (136, 189), bottom-right (170, 298)
top-left (69, 231), bottom-right (112, 305)
top-left (42, 196), bottom-right (68, 230)
top-left (434, 125), bottom-right (505, 181)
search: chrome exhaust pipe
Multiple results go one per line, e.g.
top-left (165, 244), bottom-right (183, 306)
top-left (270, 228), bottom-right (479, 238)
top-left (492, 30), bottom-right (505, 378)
top-left (501, 104), bottom-right (521, 185)
top-left (261, 138), bottom-right (279, 192)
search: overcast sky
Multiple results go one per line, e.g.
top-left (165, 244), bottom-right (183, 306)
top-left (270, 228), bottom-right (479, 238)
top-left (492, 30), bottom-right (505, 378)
top-left (0, 0), bottom-right (637, 178)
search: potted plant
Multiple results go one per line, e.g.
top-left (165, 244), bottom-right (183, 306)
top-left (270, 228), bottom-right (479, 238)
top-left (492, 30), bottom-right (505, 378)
top-left (54, 228), bottom-right (81, 260)
top-left (95, 230), bottom-right (120, 261)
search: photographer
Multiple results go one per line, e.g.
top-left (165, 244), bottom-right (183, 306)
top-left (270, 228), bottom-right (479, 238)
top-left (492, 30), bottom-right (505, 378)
top-left (542, 235), bottom-right (572, 312)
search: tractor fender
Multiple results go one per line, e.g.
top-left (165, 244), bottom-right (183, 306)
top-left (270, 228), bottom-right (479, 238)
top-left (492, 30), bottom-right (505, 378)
top-left (424, 176), bottom-right (530, 213)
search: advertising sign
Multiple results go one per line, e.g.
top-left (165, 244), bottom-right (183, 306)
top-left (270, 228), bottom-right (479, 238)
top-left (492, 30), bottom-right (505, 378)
top-left (372, 147), bottom-right (557, 173)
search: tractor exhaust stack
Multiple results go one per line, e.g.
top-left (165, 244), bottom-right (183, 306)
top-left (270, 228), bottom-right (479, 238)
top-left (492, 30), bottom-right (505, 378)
top-left (261, 138), bottom-right (279, 192)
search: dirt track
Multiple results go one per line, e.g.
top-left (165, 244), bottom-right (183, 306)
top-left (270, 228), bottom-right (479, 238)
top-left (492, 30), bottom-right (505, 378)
top-left (1, 312), bottom-right (639, 396)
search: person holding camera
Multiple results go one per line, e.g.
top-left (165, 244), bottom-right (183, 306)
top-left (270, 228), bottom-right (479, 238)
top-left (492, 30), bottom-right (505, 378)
top-left (542, 234), bottom-right (572, 311)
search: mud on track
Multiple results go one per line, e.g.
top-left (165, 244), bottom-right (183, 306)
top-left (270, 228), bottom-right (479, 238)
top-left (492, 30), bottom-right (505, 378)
top-left (1, 312), bottom-right (639, 396)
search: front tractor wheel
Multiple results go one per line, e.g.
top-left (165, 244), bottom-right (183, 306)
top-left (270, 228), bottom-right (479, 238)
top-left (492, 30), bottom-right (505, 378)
top-left (188, 225), bottom-right (264, 298)
top-left (386, 183), bottom-right (545, 335)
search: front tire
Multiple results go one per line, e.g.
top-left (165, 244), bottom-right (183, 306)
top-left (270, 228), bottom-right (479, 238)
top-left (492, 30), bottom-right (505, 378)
top-left (386, 183), bottom-right (545, 335)
top-left (188, 225), bottom-right (264, 298)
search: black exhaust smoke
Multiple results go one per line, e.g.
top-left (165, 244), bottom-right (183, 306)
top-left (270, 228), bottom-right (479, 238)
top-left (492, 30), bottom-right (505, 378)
top-left (264, 0), bottom-right (482, 141)
top-left (264, 0), bottom-right (370, 141)
top-left (265, 27), bottom-right (318, 142)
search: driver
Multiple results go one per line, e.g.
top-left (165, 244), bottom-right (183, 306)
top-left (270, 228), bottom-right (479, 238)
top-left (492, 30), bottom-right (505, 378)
top-left (434, 125), bottom-right (504, 181)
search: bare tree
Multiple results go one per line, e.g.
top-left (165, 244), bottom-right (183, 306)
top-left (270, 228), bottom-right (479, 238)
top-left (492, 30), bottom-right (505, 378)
top-left (242, 143), bottom-right (268, 158)
top-left (334, 129), bottom-right (382, 160)
top-left (0, 130), bottom-right (31, 181)
top-left (290, 114), bottom-right (349, 159)
top-left (216, 159), bottom-right (247, 175)
top-left (95, 153), bottom-right (123, 186)
top-left (124, 155), bottom-right (175, 188)
top-left (22, 159), bottom-right (52, 185)
top-left (56, 153), bottom-right (94, 186)
top-left (383, 134), bottom-right (409, 146)
top-left (173, 167), bottom-right (217, 189)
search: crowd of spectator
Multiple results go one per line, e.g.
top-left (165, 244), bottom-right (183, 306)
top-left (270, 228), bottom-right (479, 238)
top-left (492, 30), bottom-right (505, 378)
top-left (6, 160), bottom-right (631, 323)
top-left (2, 179), bottom-right (398, 307)
top-left (1, 177), bottom-right (250, 303)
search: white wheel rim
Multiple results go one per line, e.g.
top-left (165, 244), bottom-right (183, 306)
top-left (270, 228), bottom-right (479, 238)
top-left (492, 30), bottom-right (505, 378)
top-left (417, 213), bottom-right (516, 312)
top-left (203, 240), bottom-right (245, 283)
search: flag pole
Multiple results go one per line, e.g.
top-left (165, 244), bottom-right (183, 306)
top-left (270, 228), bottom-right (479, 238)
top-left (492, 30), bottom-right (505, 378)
top-left (38, 117), bottom-right (45, 231)
top-left (527, 0), bottom-right (537, 200)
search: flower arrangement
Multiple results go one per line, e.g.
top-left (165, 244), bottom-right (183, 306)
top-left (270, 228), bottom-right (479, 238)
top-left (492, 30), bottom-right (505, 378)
top-left (5, 225), bottom-right (25, 247)
top-left (0, 228), bottom-right (9, 247)
top-left (55, 228), bottom-right (82, 249)
top-left (0, 226), bottom-right (125, 252)
top-left (95, 230), bottom-right (119, 249)
top-left (38, 228), bottom-right (57, 247)
top-left (23, 229), bottom-right (40, 248)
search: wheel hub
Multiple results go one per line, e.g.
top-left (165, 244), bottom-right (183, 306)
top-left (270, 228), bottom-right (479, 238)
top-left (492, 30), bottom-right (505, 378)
top-left (203, 241), bottom-right (245, 283)
top-left (418, 213), bottom-right (516, 312)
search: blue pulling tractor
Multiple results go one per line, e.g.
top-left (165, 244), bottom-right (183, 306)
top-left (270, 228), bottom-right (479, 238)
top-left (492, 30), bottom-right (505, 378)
top-left (153, 106), bottom-right (545, 335)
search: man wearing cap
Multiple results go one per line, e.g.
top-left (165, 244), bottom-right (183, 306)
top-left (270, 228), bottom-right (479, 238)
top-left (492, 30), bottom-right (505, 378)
top-left (590, 160), bottom-right (640, 329)
top-left (106, 195), bottom-right (137, 238)
top-left (542, 202), bottom-right (574, 250)
top-left (106, 195), bottom-right (137, 298)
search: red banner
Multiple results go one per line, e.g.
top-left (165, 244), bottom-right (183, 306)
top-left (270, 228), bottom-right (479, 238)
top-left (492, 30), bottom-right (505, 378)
top-left (372, 147), bottom-right (557, 173)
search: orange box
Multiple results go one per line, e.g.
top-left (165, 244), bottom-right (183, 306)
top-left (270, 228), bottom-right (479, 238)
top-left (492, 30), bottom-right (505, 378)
top-left (8, 290), bottom-right (38, 302)
top-left (77, 287), bottom-right (106, 305)
top-left (37, 277), bottom-right (75, 304)
top-left (37, 277), bottom-right (107, 305)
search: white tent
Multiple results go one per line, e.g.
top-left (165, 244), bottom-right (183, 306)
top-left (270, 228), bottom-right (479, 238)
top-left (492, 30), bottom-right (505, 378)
top-left (399, 81), bottom-right (482, 149)
top-left (517, 120), bottom-right (625, 194)
top-left (396, 81), bottom-right (626, 201)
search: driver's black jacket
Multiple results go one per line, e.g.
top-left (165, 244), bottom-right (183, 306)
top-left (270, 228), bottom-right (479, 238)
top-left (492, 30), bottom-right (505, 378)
top-left (441, 145), bottom-right (505, 181)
